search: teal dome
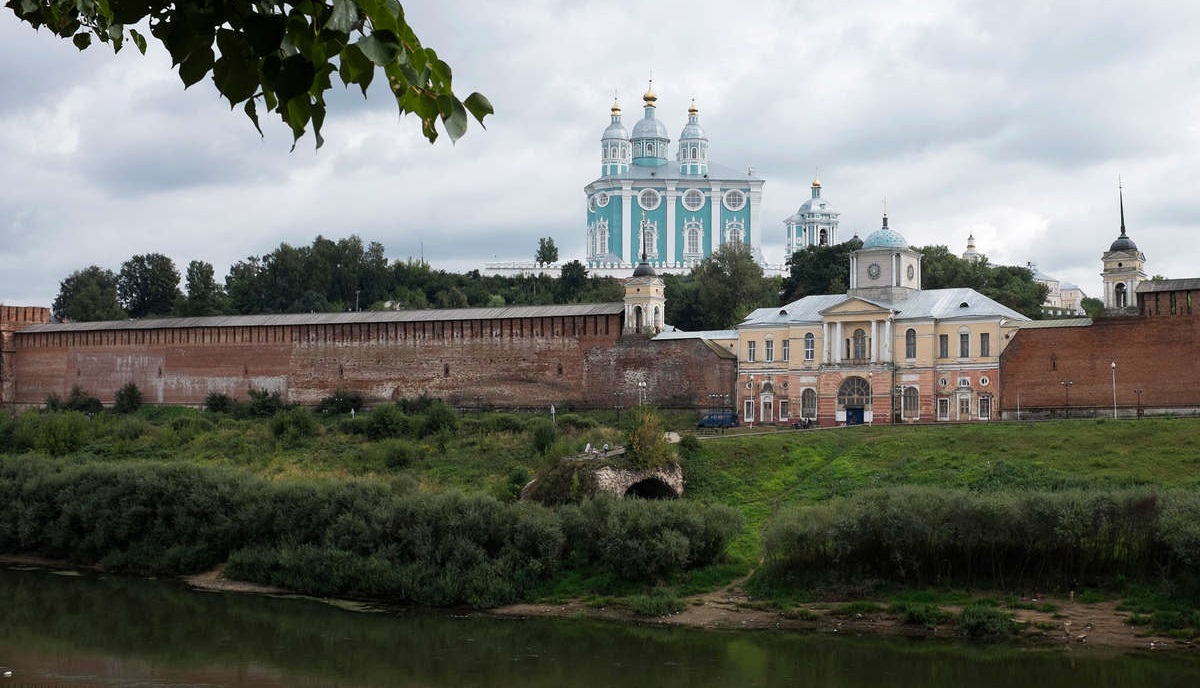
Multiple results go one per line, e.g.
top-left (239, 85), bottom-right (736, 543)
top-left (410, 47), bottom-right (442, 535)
top-left (862, 216), bottom-right (907, 249)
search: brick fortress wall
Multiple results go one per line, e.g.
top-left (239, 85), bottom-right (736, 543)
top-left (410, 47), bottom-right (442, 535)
top-left (999, 315), bottom-right (1200, 417)
top-left (1, 306), bottom-right (51, 409)
top-left (7, 309), bottom-right (736, 412)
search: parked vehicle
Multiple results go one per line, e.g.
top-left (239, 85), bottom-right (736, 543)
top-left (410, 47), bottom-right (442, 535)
top-left (697, 410), bottom-right (737, 429)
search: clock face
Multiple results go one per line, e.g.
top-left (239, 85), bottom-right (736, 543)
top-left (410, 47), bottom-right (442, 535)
top-left (907, 265), bottom-right (915, 281)
top-left (867, 263), bottom-right (881, 280)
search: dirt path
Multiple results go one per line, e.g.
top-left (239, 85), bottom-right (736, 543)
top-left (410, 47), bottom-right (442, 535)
top-left (493, 582), bottom-right (1195, 653)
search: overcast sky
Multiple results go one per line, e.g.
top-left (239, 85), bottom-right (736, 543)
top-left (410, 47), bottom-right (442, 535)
top-left (3, 0), bottom-right (1198, 308)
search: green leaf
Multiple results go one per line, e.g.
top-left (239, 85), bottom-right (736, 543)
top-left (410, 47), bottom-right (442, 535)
top-left (442, 96), bottom-right (467, 142)
top-left (243, 12), bottom-right (286, 58)
top-left (243, 98), bottom-right (263, 137)
top-left (311, 102), bottom-right (326, 149)
top-left (327, 0), bottom-right (358, 34)
top-left (285, 96), bottom-right (311, 143)
top-left (355, 31), bottom-right (398, 66)
top-left (337, 43), bottom-right (374, 96)
top-left (72, 32), bottom-right (91, 50)
top-left (130, 28), bottom-right (147, 54)
top-left (274, 54), bottom-right (316, 102)
top-left (178, 43), bottom-right (215, 88)
top-left (430, 57), bottom-right (451, 87)
top-left (463, 92), bottom-right (493, 124)
top-left (213, 30), bottom-right (259, 107)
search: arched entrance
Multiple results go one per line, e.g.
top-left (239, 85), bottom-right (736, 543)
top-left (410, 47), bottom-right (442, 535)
top-left (625, 478), bottom-right (678, 499)
top-left (837, 376), bottom-right (871, 426)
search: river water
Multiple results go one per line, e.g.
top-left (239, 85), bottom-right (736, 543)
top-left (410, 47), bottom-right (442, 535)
top-left (1, 565), bottom-right (1198, 687)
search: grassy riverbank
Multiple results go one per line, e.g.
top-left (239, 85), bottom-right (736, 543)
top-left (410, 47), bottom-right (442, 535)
top-left (3, 404), bottom-right (1200, 640)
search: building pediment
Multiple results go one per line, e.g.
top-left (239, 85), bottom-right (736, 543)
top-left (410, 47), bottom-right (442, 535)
top-left (819, 296), bottom-right (894, 318)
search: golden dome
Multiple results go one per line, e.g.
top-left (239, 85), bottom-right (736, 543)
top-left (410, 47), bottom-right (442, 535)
top-left (812, 175), bottom-right (821, 188)
top-left (688, 98), bottom-right (698, 115)
top-left (611, 97), bottom-right (621, 116)
top-left (643, 80), bottom-right (657, 107)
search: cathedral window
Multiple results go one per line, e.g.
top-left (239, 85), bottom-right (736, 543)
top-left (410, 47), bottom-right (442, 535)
top-left (594, 220), bottom-right (609, 257)
top-left (905, 328), bottom-right (916, 359)
top-left (638, 188), bottom-right (661, 211)
top-left (595, 192), bottom-right (609, 207)
top-left (682, 189), bottom-right (705, 211)
top-left (723, 220), bottom-right (744, 245)
top-left (640, 222), bottom-right (658, 259)
top-left (723, 189), bottom-right (747, 211)
top-left (684, 221), bottom-right (703, 256)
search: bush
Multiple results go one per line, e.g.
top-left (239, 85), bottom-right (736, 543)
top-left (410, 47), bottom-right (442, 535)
top-left (204, 392), bottom-right (235, 414)
top-left (270, 408), bottom-right (319, 446)
top-left (959, 604), bottom-right (1018, 640)
top-left (365, 404), bottom-right (412, 440)
top-left (529, 420), bottom-right (558, 456)
top-left (890, 601), bottom-right (952, 628)
top-left (47, 385), bottom-right (103, 415)
top-left (419, 400), bottom-right (459, 437)
top-left (246, 388), bottom-right (286, 418)
top-left (316, 389), bottom-right (365, 415)
top-left (113, 383), bottom-right (143, 414)
top-left (13, 411), bottom-right (93, 455)
top-left (624, 410), bottom-right (674, 469)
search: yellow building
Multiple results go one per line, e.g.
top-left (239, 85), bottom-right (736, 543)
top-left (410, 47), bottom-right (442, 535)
top-left (736, 215), bottom-right (1028, 426)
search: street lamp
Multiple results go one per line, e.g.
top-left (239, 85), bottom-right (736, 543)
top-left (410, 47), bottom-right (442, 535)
top-left (1110, 361), bottom-right (1117, 419)
top-left (1134, 388), bottom-right (1144, 419)
top-left (1059, 380), bottom-right (1074, 418)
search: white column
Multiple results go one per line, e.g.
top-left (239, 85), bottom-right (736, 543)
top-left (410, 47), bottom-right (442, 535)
top-left (883, 319), bottom-right (892, 361)
top-left (835, 322), bottom-right (843, 363)
top-left (822, 321), bottom-right (830, 363)
top-left (848, 255), bottom-right (857, 289)
top-left (870, 320), bottom-right (878, 362)
top-left (748, 185), bottom-right (763, 251)
top-left (710, 185), bottom-right (721, 254)
top-left (621, 185), bottom-right (633, 265)
top-left (665, 184), bottom-right (677, 265)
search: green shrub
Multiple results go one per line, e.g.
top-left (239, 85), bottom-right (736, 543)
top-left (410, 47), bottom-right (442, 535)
top-left (47, 385), bottom-right (103, 415)
top-left (480, 413), bottom-right (528, 434)
top-left (270, 408), bottom-right (319, 446)
top-left (628, 589), bottom-right (685, 617)
top-left (365, 404), bottom-right (412, 440)
top-left (316, 389), bottom-right (365, 415)
top-left (529, 419), bottom-right (558, 456)
top-left (890, 601), bottom-right (952, 628)
top-left (13, 411), bottom-right (93, 455)
top-left (204, 392), bottom-right (235, 414)
top-left (959, 604), bottom-right (1018, 640)
top-left (114, 383), bottom-right (143, 414)
top-left (377, 439), bottom-right (417, 469)
top-left (246, 388), bottom-right (286, 418)
top-left (420, 401), bottom-right (459, 437)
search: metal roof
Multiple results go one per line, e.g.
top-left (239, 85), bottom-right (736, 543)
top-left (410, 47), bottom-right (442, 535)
top-left (1014, 318), bottom-right (1093, 329)
top-left (737, 288), bottom-right (1029, 328)
top-left (19, 303), bottom-right (626, 334)
top-left (1137, 278), bottom-right (1200, 293)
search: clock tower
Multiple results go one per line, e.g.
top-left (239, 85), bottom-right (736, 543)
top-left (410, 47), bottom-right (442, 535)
top-left (848, 214), bottom-right (922, 302)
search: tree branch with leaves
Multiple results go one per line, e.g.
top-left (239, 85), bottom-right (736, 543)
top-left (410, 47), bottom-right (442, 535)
top-left (6, 0), bottom-right (493, 148)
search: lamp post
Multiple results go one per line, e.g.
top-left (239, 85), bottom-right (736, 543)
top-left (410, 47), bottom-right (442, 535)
top-left (1110, 361), bottom-right (1117, 419)
top-left (1059, 380), bottom-right (1074, 418)
top-left (1134, 388), bottom-right (1144, 419)
top-left (638, 380), bottom-right (647, 406)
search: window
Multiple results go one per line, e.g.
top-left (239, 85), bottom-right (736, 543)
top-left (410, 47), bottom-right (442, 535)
top-left (640, 223), bottom-right (657, 258)
top-left (905, 328), bottom-right (916, 359)
top-left (979, 397), bottom-right (992, 420)
top-left (782, 339), bottom-right (790, 362)
top-left (682, 188), bottom-right (705, 211)
top-left (779, 400), bottom-right (789, 419)
top-left (804, 333), bottom-right (815, 361)
top-left (903, 387), bottom-right (919, 418)
top-left (747, 341), bottom-right (757, 362)
top-left (937, 398), bottom-right (950, 420)
top-left (801, 388), bottom-right (817, 418)
top-left (938, 334), bottom-right (949, 358)
top-left (980, 332), bottom-right (990, 357)
top-left (684, 221), bottom-right (703, 256)
top-left (723, 220), bottom-right (744, 245)
top-left (744, 399), bottom-right (754, 423)
top-left (765, 339), bottom-right (774, 362)
top-left (852, 328), bottom-right (868, 360)
top-left (959, 329), bottom-right (970, 358)
top-left (638, 188), bottom-right (661, 211)
top-left (595, 191), bottom-right (609, 207)
top-left (958, 378), bottom-right (971, 388)
top-left (593, 220), bottom-right (609, 256)
top-left (723, 189), bottom-right (746, 211)
top-left (1115, 283), bottom-right (1128, 308)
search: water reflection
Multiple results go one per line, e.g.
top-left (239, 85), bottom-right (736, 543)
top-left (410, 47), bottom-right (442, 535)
top-left (1, 565), bottom-right (1198, 687)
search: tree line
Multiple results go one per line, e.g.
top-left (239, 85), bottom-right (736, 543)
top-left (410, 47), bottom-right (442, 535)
top-left (51, 235), bottom-right (623, 322)
top-left (51, 235), bottom-right (1049, 326)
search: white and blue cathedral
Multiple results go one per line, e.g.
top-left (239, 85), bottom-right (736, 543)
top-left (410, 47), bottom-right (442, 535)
top-left (584, 83), bottom-right (766, 274)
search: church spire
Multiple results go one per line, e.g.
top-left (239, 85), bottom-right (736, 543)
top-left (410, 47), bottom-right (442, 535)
top-left (1119, 176), bottom-right (1127, 237)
